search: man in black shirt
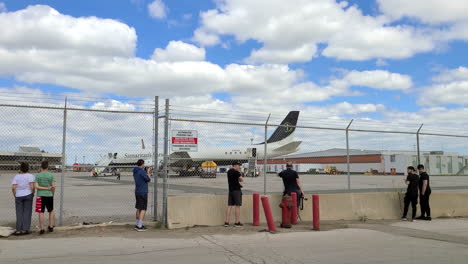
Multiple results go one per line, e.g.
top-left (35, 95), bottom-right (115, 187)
top-left (278, 162), bottom-right (304, 206)
top-left (224, 161), bottom-right (244, 227)
top-left (417, 164), bottom-right (432, 221)
top-left (402, 166), bottom-right (419, 221)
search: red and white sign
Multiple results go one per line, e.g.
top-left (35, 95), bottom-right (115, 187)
top-left (171, 130), bottom-right (198, 152)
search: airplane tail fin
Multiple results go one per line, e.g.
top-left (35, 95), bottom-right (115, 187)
top-left (265, 111), bottom-right (299, 144)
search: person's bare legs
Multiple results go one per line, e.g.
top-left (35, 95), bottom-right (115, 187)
top-left (48, 211), bottom-right (55, 228)
top-left (138, 210), bottom-right (146, 222)
top-left (136, 209), bottom-right (140, 220)
top-left (225, 206), bottom-right (232, 223)
top-left (39, 213), bottom-right (45, 230)
top-left (235, 206), bottom-right (240, 223)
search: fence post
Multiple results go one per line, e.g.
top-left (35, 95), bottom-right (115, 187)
top-left (162, 99), bottom-right (169, 227)
top-left (346, 119), bottom-right (354, 191)
top-left (153, 96), bottom-right (159, 221)
top-left (263, 114), bottom-right (271, 195)
top-left (59, 97), bottom-right (68, 226)
top-left (416, 124), bottom-right (423, 165)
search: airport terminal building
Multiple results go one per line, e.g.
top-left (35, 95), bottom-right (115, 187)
top-left (0, 146), bottom-right (62, 171)
top-left (261, 148), bottom-right (468, 175)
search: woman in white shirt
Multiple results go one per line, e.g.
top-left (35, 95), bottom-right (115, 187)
top-left (11, 162), bottom-right (35, 235)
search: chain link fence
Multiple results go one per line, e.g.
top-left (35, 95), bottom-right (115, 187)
top-left (1, 98), bottom-right (468, 227)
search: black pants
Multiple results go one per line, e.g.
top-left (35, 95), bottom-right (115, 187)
top-left (284, 190), bottom-right (302, 207)
top-left (15, 194), bottom-right (34, 231)
top-left (403, 194), bottom-right (418, 219)
top-left (420, 192), bottom-right (431, 217)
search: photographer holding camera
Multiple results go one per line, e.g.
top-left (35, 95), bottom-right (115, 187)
top-left (133, 159), bottom-right (151, 231)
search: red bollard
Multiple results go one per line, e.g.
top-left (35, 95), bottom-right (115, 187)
top-left (280, 199), bottom-right (292, 228)
top-left (253, 193), bottom-right (260, 226)
top-left (312, 194), bottom-right (320, 231)
top-left (291, 192), bottom-right (298, 225)
top-left (261, 196), bottom-right (277, 232)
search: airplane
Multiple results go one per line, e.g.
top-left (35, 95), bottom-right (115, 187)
top-left (170, 111), bottom-right (301, 175)
top-left (93, 111), bottom-right (301, 176)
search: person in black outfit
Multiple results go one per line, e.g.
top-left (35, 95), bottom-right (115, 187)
top-left (402, 166), bottom-right (419, 221)
top-left (417, 164), bottom-right (432, 221)
top-left (224, 161), bottom-right (244, 227)
top-left (278, 162), bottom-right (304, 206)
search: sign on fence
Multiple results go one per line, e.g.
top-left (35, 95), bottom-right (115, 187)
top-left (171, 130), bottom-right (198, 152)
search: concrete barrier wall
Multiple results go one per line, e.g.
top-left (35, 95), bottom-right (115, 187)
top-left (167, 192), bottom-right (468, 229)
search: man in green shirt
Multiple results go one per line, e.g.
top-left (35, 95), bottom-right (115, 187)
top-left (35, 161), bottom-right (56, 234)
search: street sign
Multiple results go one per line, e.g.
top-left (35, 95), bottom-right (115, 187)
top-left (171, 130), bottom-right (198, 152)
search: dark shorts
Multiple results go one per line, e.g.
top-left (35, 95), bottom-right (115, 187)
top-left (35, 196), bottom-right (54, 213)
top-left (135, 194), bottom-right (148, 210)
top-left (228, 190), bottom-right (242, 206)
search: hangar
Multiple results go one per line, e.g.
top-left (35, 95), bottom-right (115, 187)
top-left (260, 148), bottom-right (468, 175)
top-left (0, 146), bottom-right (62, 171)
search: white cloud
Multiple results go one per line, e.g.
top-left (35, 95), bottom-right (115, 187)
top-left (148, 0), bottom-right (167, 19)
top-left (339, 70), bottom-right (413, 90)
top-left (376, 59), bottom-right (388, 67)
top-left (378, 0), bottom-right (468, 41)
top-left (377, 0), bottom-right (468, 24)
top-left (192, 28), bottom-right (220, 46)
top-left (152, 41), bottom-right (205, 62)
top-left (246, 44), bottom-right (317, 64)
top-left (432, 67), bottom-right (468, 83)
top-left (420, 81), bottom-right (468, 106)
top-left (90, 100), bottom-right (136, 111)
top-left (0, 5), bottom-right (136, 57)
top-left (418, 67), bottom-right (468, 106)
top-left (0, 2), bottom-right (6, 13)
top-left (194, 0), bottom-right (436, 63)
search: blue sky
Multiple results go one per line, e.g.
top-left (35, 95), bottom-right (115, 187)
top-left (0, 0), bottom-right (467, 122)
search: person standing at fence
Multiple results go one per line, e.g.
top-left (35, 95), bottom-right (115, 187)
top-left (417, 164), bottom-right (432, 221)
top-left (224, 161), bottom-right (244, 227)
top-left (35, 161), bottom-right (56, 234)
top-left (401, 166), bottom-right (419, 221)
top-left (278, 162), bottom-right (304, 206)
top-left (11, 162), bottom-right (35, 236)
top-left (133, 159), bottom-right (151, 231)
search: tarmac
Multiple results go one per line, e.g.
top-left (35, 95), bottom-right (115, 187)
top-left (1, 218), bottom-right (467, 264)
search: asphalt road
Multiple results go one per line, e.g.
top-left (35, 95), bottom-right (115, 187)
top-left (1, 219), bottom-right (468, 264)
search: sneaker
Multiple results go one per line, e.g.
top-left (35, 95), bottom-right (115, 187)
top-left (415, 216), bottom-right (425, 220)
top-left (401, 217), bottom-right (408, 221)
top-left (425, 216), bottom-right (432, 221)
top-left (234, 222), bottom-right (243, 227)
top-left (48, 226), bottom-right (54, 233)
top-left (141, 225), bottom-right (148, 230)
top-left (39, 230), bottom-right (45, 235)
top-left (134, 226), bottom-right (147, 232)
top-left (224, 222), bottom-right (229, 227)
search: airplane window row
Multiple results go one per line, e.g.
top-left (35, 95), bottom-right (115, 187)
top-left (224, 151), bottom-right (248, 155)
